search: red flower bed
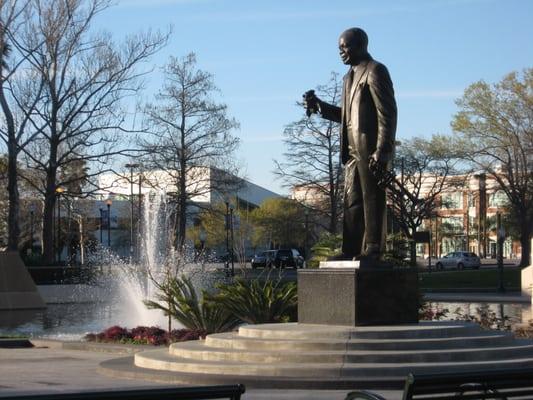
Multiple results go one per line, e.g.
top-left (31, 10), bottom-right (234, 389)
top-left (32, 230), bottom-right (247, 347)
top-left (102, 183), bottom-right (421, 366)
top-left (84, 326), bottom-right (207, 345)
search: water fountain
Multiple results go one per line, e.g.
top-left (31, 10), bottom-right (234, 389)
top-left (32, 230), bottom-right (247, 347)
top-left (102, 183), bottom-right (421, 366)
top-left (0, 191), bottom-right (192, 338)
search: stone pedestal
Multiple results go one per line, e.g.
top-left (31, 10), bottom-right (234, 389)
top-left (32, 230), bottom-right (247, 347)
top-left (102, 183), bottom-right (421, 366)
top-left (298, 264), bottom-right (418, 326)
top-left (520, 238), bottom-right (533, 302)
top-left (0, 251), bottom-right (45, 310)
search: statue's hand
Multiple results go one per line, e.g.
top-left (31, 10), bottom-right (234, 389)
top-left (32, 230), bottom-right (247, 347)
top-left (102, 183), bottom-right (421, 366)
top-left (302, 90), bottom-right (321, 116)
top-left (369, 149), bottom-right (391, 183)
top-left (369, 149), bottom-right (391, 166)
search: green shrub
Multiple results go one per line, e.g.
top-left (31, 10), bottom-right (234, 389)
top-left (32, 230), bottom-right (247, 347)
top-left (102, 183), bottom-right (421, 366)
top-left (144, 276), bottom-right (240, 334)
top-left (308, 233), bottom-right (342, 268)
top-left (208, 278), bottom-right (297, 324)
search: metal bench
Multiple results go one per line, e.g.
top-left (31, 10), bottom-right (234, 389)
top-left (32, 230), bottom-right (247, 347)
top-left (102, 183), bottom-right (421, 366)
top-left (0, 385), bottom-right (245, 400)
top-left (345, 368), bottom-right (533, 400)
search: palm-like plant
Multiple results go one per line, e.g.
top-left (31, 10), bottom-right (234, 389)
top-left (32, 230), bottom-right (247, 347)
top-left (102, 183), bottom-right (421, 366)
top-left (209, 279), bottom-right (298, 324)
top-left (144, 276), bottom-right (240, 334)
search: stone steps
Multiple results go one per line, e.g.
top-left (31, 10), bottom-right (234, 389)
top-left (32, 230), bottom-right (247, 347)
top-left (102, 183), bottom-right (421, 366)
top-left (237, 321), bottom-right (482, 339)
top-left (169, 340), bottom-right (533, 363)
top-left (205, 331), bottom-right (514, 351)
top-left (119, 321), bottom-right (533, 388)
top-left (135, 348), bottom-right (533, 378)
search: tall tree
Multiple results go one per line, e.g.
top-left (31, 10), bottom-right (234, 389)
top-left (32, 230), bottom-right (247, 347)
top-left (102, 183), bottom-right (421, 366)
top-left (274, 72), bottom-right (343, 235)
top-left (0, 0), bottom-right (42, 251)
top-left (139, 53), bottom-right (240, 250)
top-left (15, 0), bottom-right (168, 263)
top-left (0, 155), bottom-right (8, 247)
top-left (452, 69), bottom-right (533, 267)
top-left (389, 135), bottom-right (465, 266)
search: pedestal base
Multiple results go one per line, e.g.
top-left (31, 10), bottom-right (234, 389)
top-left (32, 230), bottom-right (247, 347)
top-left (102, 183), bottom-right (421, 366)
top-left (0, 252), bottom-right (46, 310)
top-left (298, 266), bottom-right (418, 326)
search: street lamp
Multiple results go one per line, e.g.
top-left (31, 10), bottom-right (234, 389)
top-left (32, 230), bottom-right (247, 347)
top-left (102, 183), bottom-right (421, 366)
top-left (304, 208), bottom-right (309, 261)
top-left (199, 228), bottom-right (207, 254)
top-left (55, 187), bottom-right (65, 263)
top-left (99, 208), bottom-right (104, 244)
top-left (497, 212), bottom-right (505, 293)
top-left (29, 204), bottom-right (35, 254)
top-left (106, 199), bottom-right (112, 247)
top-left (229, 204), bottom-right (235, 277)
top-left (125, 163), bottom-right (139, 261)
top-left (225, 200), bottom-right (230, 276)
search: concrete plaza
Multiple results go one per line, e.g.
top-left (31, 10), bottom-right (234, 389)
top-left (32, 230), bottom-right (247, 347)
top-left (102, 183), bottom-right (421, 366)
top-left (0, 345), bottom-right (401, 400)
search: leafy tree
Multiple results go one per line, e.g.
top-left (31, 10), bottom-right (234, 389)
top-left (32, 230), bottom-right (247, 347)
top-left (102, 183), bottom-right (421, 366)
top-left (389, 135), bottom-right (465, 265)
top-left (250, 197), bottom-right (306, 249)
top-left (452, 69), bottom-right (533, 266)
top-left (274, 73), bottom-right (343, 235)
top-left (189, 201), bottom-right (255, 264)
top-left (139, 53), bottom-right (240, 250)
top-left (308, 232), bottom-right (342, 268)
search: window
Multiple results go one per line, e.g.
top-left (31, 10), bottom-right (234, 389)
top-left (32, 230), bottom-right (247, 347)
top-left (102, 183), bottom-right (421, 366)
top-left (441, 216), bottom-right (463, 234)
top-left (442, 191), bottom-right (463, 209)
top-left (488, 191), bottom-right (508, 207)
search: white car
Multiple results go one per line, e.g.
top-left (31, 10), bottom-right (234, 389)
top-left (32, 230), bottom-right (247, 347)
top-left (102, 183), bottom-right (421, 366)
top-left (435, 251), bottom-right (481, 270)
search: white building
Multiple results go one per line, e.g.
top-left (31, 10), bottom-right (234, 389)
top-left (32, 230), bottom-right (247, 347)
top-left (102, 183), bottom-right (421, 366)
top-left (89, 167), bottom-right (281, 257)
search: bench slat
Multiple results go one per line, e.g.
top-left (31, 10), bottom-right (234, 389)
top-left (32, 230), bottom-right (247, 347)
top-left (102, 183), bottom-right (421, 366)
top-left (0, 385), bottom-right (246, 400)
top-left (403, 368), bottom-right (533, 400)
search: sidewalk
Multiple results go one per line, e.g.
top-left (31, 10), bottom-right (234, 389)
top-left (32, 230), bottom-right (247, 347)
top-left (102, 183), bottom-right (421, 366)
top-left (0, 346), bottom-right (401, 399)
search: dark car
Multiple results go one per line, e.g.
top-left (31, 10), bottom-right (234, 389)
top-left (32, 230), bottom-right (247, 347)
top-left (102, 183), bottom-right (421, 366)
top-left (251, 250), bottom-right (275, 269)
top-left (251, 249), bottom-right (304, 269)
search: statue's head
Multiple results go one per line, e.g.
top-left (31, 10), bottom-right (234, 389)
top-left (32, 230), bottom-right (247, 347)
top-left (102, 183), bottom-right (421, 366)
top-left (339, 28), bottom-right (369, 66)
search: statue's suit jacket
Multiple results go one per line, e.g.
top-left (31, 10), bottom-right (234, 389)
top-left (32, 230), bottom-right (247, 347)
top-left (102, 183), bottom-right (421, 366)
top-left (320, 57), bottom-right (397, 165)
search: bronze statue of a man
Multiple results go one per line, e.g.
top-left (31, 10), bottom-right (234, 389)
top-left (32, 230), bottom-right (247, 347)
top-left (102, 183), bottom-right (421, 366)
top-left (304, 27), bottom-right (397, 261)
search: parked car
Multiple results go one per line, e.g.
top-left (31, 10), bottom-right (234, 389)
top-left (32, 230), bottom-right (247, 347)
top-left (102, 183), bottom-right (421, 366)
top-left (435, 252), bottom-right (481, 270)
top-left (251, 249), bottom-right (304, 269)
top-left (251, 250), bottom-right (275, 269)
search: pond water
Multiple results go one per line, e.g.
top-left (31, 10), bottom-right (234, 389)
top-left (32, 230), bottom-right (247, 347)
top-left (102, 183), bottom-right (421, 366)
top-left (0, 301), bottom-right (531, 341)
top-left (0, 302), bottom-right (135, 340)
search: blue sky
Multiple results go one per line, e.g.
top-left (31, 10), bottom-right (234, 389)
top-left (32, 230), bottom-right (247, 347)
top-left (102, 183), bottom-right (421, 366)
top-left (98, 0), bottom-right (533, 194)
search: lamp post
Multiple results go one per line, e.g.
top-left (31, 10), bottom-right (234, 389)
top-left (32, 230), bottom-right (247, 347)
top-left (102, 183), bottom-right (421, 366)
top-left (137, 169), bottom-right (143, 260)
top-left (99, 208), bottom-right (103, 244)
top-left (55, 187), bottom-right (65, 263)
top-left (125, 163), bottom-right (139, 262)
top-left (304, 208), bottom-right (309, 260)
top-left (199, 228), bottom-right (207, 254)
top-left (497, 212), bottom-right (505, 293)
top-left (106, 199), bottom-right (112, 247)
top-left (225, 200), bottom-right (230, 276)
top-left (229, 204), bottom-right (235, 277)
top-left (29, 204), bottom-right (35, 254)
